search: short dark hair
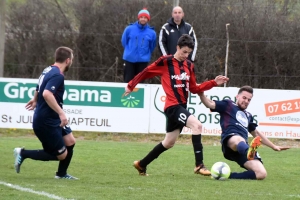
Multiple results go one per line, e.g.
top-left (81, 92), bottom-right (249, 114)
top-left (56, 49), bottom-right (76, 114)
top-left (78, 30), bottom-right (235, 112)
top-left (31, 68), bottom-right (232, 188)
top-left (238, 85), bottom-right (253, 94)
top-left (55, 47), bottom-right (73, 63)
top-left (177, 34), bottom-right (194, 49)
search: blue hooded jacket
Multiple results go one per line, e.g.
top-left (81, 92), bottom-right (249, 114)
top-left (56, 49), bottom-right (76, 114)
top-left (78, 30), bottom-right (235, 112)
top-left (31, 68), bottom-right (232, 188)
top-left (121, 21), bottom-right (156, 63)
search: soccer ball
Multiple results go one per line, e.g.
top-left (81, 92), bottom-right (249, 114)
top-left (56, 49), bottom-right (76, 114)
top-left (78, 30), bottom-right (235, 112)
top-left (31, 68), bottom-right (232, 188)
top-left (210, 162), bottom-right (231, 180)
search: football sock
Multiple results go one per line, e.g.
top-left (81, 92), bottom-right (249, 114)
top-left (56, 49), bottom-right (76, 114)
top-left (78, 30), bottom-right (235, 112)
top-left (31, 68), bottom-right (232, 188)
top-left (56, 144), bottom-right (75, 176)
top-left (192, 134), bottom-right (203, 166)
top-left (21, 149), bottom-right (58, 161)
top-left (229, 170), bottom-right (256, 180)
top-left (237, 141), bottom-right (249, 155)
top-left (139, 142), bottom-right (167, 168)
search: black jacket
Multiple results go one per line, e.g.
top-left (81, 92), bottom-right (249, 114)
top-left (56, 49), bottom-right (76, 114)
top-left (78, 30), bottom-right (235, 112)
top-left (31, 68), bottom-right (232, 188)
top-left (158, 18), bottom-right (198, 61)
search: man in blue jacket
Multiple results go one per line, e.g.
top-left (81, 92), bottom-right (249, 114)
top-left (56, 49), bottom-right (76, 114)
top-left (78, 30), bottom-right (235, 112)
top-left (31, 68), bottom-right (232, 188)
top-left (121, 8), bottom-right (156, 83)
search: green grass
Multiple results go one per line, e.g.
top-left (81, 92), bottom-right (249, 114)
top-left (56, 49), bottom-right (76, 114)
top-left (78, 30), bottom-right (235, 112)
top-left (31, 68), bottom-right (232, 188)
top-left (0, 137), bottom-right (299, 200)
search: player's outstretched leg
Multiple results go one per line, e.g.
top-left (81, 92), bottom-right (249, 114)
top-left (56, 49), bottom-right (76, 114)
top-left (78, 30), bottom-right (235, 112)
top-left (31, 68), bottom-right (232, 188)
top-left (247, 136), bottom-right (262, 160)
top-left (13, 147), bottom-right (24, 173)
top-left (133, 160), bottom-right (148, 176)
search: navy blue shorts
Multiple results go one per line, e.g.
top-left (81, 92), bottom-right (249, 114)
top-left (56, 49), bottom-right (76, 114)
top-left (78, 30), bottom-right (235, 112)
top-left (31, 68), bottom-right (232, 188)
top-left (164, 104), bottom-right (191, 132)
top-left (222, 135), bottom-right (263, 168)
top-left (33, 125), bottom-right (72, 156)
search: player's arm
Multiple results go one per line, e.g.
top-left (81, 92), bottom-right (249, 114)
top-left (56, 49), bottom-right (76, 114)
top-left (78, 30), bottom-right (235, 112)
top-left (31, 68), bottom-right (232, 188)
top-left (189, 65), bottom-right (229, 93)
top-left (158, 25), bottom-right (168, 56)
top-left (25, 85), bottom-right (39, 110)
top-left (198, 92), bottom-right (216, 109)
top-left (124, 57), bottom-right (165, 96)
top-left (250, 129), bottom-right (290, 151)
top-left (43, 75), bottom-right (68, 127)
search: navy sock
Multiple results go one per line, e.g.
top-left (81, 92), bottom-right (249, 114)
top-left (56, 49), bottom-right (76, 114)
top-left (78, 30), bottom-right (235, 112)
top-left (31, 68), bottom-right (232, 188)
top-left (237, 141), bottom-right (248, 155)
top-left (139, 142), bottom-right (167, 168)
top-left (21, 149), bottom-right (58, 161)
top-left (192, 134), bottom-right (203, 166)
top-left (56, 144), bottom-right (75, 176)
top-left (229, 170), bottom-right (256, 180)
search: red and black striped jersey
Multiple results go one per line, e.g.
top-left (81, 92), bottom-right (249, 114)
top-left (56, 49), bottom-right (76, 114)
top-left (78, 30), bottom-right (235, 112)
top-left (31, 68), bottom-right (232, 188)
top-left (127, 55), bottom-right (217, 111)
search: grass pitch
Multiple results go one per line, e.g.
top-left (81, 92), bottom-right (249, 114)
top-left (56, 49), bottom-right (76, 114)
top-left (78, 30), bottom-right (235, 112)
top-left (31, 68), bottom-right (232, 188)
top-left (0, 133), bottom-right (299, 200)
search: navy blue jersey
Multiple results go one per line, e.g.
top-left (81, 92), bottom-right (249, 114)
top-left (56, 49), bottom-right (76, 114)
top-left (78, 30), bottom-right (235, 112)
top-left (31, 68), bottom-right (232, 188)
top-left (211, 99), bottom-right (257, 143)
top-left (33, 66), bottom-right (65, 127)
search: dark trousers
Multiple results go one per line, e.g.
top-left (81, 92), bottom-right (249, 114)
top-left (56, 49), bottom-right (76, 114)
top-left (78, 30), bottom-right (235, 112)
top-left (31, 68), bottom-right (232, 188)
top-left (123, 60), bottom-right (148, 83)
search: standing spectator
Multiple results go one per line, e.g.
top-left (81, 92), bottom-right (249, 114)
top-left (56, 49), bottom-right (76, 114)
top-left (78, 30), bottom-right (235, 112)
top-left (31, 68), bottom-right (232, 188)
top-left (159, 6), bottom-right (197, 62)
top-left (121, 8), bottom-right (156, 83)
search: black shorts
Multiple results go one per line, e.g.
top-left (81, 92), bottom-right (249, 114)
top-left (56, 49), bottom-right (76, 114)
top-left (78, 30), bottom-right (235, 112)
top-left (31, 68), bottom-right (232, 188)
top-left (33, 125), bottom-right (72, 156)
top-left (222, 135), bottom-right (263, 168)
top-left (164, 104), bottom-right (191, 132)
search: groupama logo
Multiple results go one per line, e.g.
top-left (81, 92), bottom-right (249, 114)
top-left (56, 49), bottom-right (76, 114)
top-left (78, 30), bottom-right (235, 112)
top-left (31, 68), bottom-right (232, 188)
top-left (0, 81), bottom-right (144, 108)
top-left (121, 95), bottom-right (140, 108)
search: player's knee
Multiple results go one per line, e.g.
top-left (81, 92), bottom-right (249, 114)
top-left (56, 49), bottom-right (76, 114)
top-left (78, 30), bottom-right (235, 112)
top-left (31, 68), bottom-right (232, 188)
top-left (69, 137), bottom-right (76, 145)
top-left (255, 170), bottom-right (267, 180)
top-left (162, 140), bottom-right (175, 149)
top-left (57, 149), bottom-right (68, 160)
top-left (191, 122), bottom-right (202, 133)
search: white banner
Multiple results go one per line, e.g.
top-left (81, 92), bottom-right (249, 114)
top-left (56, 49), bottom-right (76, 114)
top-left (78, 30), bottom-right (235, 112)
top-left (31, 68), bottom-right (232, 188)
top-left (1, 78), bottom-right (300, 139)
top-left (149, 85), bottom-right (300, 139)
top-left (0, 78), bottom-right (150, 133)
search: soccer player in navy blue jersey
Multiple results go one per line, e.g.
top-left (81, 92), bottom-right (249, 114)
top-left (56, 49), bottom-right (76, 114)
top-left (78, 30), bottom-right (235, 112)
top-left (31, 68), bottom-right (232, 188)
top-left (199, 86), bottom-right (289, 180)
top-left (124, 34), bottom-right (229, 176)
top-left (13, 47), bottom-right (78, 179)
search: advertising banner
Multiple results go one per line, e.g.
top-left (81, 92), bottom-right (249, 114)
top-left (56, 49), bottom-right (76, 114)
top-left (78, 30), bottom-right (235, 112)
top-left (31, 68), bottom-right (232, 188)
top-left (149, 85), bottom-right (300, 139)
top-left (0, 78), bottom-right (150, 133)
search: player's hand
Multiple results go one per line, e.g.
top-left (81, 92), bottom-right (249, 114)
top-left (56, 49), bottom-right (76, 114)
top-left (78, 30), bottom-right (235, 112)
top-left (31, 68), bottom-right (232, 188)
top-left (59, 112), bottom-right (68, 127)
top-left (123, 87), bottom-right (132, 97)
top-left (214, 75), bottom-right (229, 85)
top-left (272, 146), bottom-right (290, 151)
top-left (25, 99), bottom-right (37, 111)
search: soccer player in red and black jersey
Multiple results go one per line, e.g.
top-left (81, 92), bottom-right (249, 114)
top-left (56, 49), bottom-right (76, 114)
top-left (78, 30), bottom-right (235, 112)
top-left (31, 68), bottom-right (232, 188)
top-left (124, 34), bottom-right (229, 176)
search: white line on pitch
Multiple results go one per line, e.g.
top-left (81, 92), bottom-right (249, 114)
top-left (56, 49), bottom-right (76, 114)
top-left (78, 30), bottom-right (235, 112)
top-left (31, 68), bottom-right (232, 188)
top-left (0, 181), bottom-right (73, 200)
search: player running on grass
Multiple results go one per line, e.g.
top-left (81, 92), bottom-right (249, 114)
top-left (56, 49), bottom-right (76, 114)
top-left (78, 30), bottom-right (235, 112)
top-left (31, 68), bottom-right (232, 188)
top-left (13, 47), bottom-right (78, 180)
top-left (198, 85), bottom-right (290, 180)
top-left (124, 34), bottom-right (228, 176)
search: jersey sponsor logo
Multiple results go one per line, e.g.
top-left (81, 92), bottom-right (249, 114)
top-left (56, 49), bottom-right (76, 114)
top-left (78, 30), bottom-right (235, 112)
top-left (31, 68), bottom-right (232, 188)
top-left (171, 72), bottom-right (190, 81)
top-left (174, 84), bottom-right (185, 88)
top-left (236, 111), bottom-right (249, 127)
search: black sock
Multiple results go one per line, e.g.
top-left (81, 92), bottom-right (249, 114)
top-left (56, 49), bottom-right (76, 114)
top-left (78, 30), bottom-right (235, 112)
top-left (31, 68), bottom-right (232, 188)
top-left (192, 134), bottom-right (203, 166)
top-left (56, 144), bottom-right (75, 176)
top-left (139, 142), bottom-right (167, 168)
top-left (21, 149), bottom-right (58, 161)
top-left (229, 170), bottom-right (256, 180)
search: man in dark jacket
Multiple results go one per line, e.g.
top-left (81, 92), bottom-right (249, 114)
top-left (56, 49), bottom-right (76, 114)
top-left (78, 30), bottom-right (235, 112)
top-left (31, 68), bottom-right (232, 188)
top-left (121, 8), bottom-right (156, 83)
top-left (159, 6), bottom-right (197, 62)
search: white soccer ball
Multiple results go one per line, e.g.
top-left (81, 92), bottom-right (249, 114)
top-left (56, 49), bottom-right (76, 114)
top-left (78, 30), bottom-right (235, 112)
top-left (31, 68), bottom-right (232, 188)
top-left (210, 162), bottom-right (231, 180)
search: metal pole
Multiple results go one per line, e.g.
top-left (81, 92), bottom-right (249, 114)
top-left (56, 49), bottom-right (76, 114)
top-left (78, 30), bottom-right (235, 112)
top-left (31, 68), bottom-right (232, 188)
top-left (0, 0), bottom-right (6, 77)
top-left (224, 23), bottom-right (230, 87)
